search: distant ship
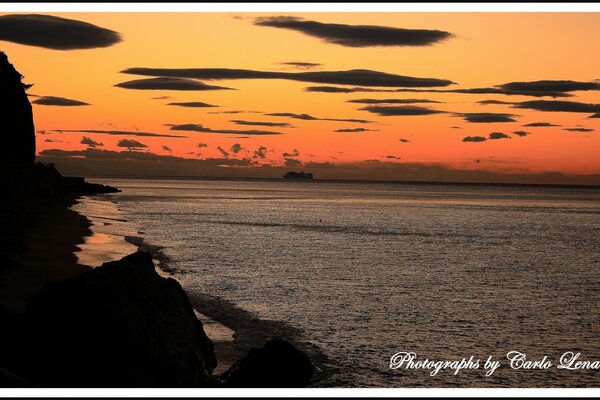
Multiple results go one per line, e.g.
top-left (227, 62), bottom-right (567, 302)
top-left (283, 171), bottom-right (314, 180)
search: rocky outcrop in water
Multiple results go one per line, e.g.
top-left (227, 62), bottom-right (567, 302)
top-left (2, 252), bottom-right (217, 387)
top-left (0, 51), bottom-right (35, 166)
top-left (220, 339), bottom-right (315, 387)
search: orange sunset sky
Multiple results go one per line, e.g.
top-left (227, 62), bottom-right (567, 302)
top-left (2, 11), bottom-right (600, 183)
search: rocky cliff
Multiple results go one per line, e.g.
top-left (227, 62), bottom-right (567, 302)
top-left (2, 252), bottom-right (217, 387)
top-left (0, 51), bottom-right (35, 166)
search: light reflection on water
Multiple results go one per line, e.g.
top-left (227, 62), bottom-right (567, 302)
top-left (89, 178), bottom-right (600, 387)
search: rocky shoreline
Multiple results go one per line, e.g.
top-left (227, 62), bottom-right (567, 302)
top-left (0, 50), bottom-right (316, 388)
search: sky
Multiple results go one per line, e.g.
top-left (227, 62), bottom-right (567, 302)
top-left (1, 11), bottom-right (600, 183)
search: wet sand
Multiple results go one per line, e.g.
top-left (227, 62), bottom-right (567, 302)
top-left (0, 198), bottom-right (91, 313)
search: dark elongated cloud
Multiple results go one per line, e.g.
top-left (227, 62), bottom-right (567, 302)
top-left (162, 145), bottom-right (172, 153)
top-left (121, 67), bottom-right (454, 88)
top-left (335, 128), bottom-right (378, 133)
top-left (169, 123), bottom-right (283, 135)
top-left (306, 85), bottom-right (572, 97)
top-left (217, 146), bottom-right (230, 157)
top-left (0, 14), bottom-right (121, 50)
top-left (115, 77), bottom-right (233, 91)
top-left (266, 112), bottom-right (371, 123)
top-left (150, 96), bottom-right (172, 100)
top-left (279, 61), bottom-right (321, 70)
top-left (117, 139), bottom-right (146, 149)
top-left (39, 148), bottom-right (252, 167)
top-left (399, 138), bottom-right (411, 143)
top-left (80, 136), bottom-right (103, 148)
top-left (50, 128), bottom-right (187, 138)
top-left (488, 132), bottom-right (511, 140)
top-left (197, 142), bottom-right (208, 148)
top-left (513, 100), bottom-right (600, 113)
top-left (590, 113), bottom-right (600, 118)
top-left (360, 105), bottom-right (445, 116)
top-left (208, 110), bottom-right (262, 115)
top-left (512, 130), bottom-right (530, 137)
top-left (463, 136), bottom-right (487, 142)
top-left (348, 98), bottom-right (441, 104)
top-left (230, 120), bottom-right (293, 127)
top-left (167, 101), bottom-right (218, 107)
top-left (456, 113), bottom-right (518, 123)
top-left (32, 96), bottom-right (89, 106)
top-left (498, 80), bottom-right (600, 94)
top-left (522, 122), bottom-right (561, 127)
top-left (477, 99), bottom-right (513, 105)
top-left (564, 127), bottom-right (594, 132)
top-left (254, 16), bottom-right (452, 47)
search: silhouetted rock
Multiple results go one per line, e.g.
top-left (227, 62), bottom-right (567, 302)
top-left (220, 339), bottom-right (314, 387)
top-left (0, 51), bottom-right (35, 166)
top-left (63, 176), bottom-right (121, 194)
top-left (6, 251), bottom-right (216, 387)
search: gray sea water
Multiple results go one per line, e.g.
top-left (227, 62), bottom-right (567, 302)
top-left (80, 178), bottom-right (600, 387)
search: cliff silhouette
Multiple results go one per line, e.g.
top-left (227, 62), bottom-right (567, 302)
top-left (0, 51), bottom-right (35, 166)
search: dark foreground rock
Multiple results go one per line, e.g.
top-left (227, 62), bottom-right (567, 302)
top-left (220, 339), bottom-right (315, 387)
top-left (2, 251), bottom-right (216, 387)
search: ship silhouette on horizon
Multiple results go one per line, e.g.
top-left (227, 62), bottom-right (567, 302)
top-left (282, 171), bottom-right (314, 180)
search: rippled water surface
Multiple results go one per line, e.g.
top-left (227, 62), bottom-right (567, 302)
top-left (94, 178), bottom-right (600, 387)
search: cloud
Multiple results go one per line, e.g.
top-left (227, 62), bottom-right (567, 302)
top-left (197, 143), bottom-right (208, 148)
top-left (167, 101), bottom-right (218, 107)
top-left (348, 98), bottom-right (441, 104)
top-left (0, 14), bottom-right (121, 50)
top-left (44, 138), bottom-right (63, 143)
top-left (162, 145), bottom-right (172, 153)
top-left (39, 148), bottom-right (252, 167)
top-left (284, 158), bottom-right (303, 168)
top-left (282, 149), bottom-right (300, 157)
top-left (513, 100), bottom-right (600, 113)
top-left (253, 16), bottom-right (453, 47)
top-left (477, 99), bottom-right (513, 105)
top-left (497, 80), bottom-right (600, 95)
top-left (230, 143), bottom-right (243, 154)
top-left (307, 86), bottom-right (572, 97)
top-left (399, 138), bottom-right (411, 143)
top-left (456, 113), bottom-right (518, 123)
top-left (208, 110), bottom-right (262, 114)
top-left (217, 146), bottom-right (230, 157)
top-left (32, 96), bottom-right (89, 106)
top-left (121, 67), bottom-right (454, 88)
top-left (115, 77), bottom-right (233, 91)
top-left (279, 61), bottom-right (321, 70)
top-left (80, 136), bottom-right (103, 148)
top-left (117, 139), bottom-right (147, 149)
top-left (168, 123), bottom-right (284, 135)
top-left (590, 113), bottom-right (600, 118)
top-left (50, 128), bottom-right (187, 138)
top-left (150, 96), bottom-right (172, 100)
top-left (488, 132), bottom-right (511, 140)
top-left (253, 146), bottom-right (268, 159)
top-left (334, 128), bottom-right (379, 133)
top-left (450, 126), bottom-right (462, 129)
top-left (266, 112), bottom-right (371, 123)
top-left (522, 122), bottom-right (561, 127)
top-left (512, 130), bottom-right (530, 137)
top-left (564, 127), bottom-right (594, 132)
top-left (230, 120), bottom-right (293, 127)
top-left (360, 105), bottom-right (446, 116)
top-left (463, 136), bottom-right (488, 142)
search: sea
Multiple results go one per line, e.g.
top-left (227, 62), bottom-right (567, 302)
top-left (72, 177), bottom-right (600, 387)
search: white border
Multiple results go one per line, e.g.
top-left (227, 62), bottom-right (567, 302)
top-left (0, 2), bottom-right (599, 12)
top-left (1, 2), bottom-right (600, 398)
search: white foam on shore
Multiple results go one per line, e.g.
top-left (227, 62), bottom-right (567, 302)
top-left (71, 196), bottom-right (139, 267)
